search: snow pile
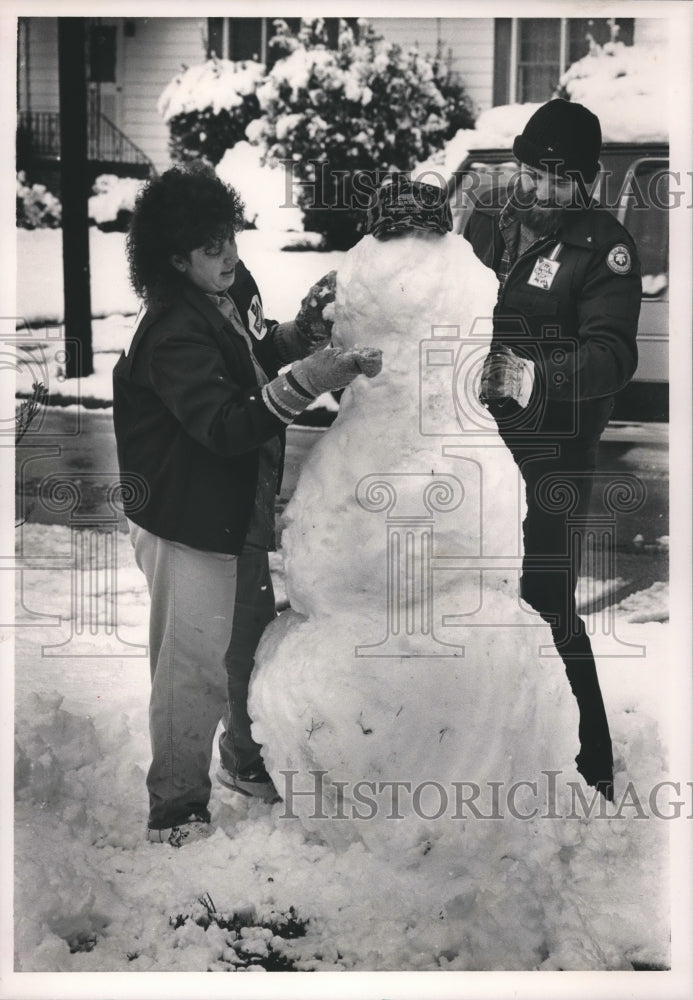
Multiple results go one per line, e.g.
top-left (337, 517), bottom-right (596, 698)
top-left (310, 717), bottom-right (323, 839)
top-left (88, 175), bottom-right (144, 227)
top-left (216, 141), bottom-right (304, 231)
top-left (157, 58), bottom-right (265, 121)
top-left (616, 581), bottom-right (669, 623)
top-left (558, 41), bottom-right (668, 142)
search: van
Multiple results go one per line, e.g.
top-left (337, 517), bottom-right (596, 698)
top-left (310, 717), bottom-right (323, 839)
top-left (447, 143), bottom-right (669, 421)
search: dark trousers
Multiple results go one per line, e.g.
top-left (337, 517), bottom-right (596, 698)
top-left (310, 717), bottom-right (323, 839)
top-left (491, 400), bottom-right (614, 789)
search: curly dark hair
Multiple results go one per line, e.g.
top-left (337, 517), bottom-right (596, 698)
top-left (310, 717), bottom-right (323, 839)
top-left (126, 163), bottom-right (245, 306)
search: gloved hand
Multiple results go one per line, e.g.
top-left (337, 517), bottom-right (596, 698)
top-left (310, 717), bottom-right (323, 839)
top-left (262, 345), bottom-right (382, 424)
top-left (294, 271), bottom-right (338, 351)
top-left (479, 345), bottom-right (535, 409)
top-left (291, 346), bottom-right (382, 396)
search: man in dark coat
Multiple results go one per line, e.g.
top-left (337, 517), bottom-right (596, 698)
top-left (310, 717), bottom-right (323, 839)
top-left (464, 99), bottom-right (642, 801)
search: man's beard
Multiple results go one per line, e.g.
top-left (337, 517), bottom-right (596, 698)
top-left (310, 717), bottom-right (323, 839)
top-left (514, 200), bottom-right (564, 235)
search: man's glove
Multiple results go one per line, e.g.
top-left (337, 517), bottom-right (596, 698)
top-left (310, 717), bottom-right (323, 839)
top-left (292, 346), bottom-right (382, 396)
top-left (479, 346), bottom-right (535, 409)
top-left (294, 271), bottom-right (338, 350)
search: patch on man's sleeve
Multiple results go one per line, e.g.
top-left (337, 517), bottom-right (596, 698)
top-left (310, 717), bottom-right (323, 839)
top-left (606, 244), bottom-right (632, 275)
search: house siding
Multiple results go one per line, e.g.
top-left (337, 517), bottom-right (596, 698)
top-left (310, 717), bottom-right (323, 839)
top-left (17, 16), bottom-right (207, 173)
top-left (119, 18), bottom-right (207, 172)
top-left (19, 18), bottom-right (59, 113)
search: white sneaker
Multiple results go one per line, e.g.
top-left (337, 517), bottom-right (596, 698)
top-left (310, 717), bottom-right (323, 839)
top-left (146, 814), bottom-right (215, 847)
top-left (216, 764), bottom-right (280, 803)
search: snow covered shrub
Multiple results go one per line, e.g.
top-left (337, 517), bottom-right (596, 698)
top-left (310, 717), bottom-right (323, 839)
top-left (16, 171), bottom-right (61, 229)
top-left (247, 18), bottom-right (475, 249)
top-left (159, 58), bottom-right (265, 165)
top-left (555, 22), bottom-right (666, 143)
top-left (88, 174), bottom-right (145, 232)
top-left (169, 896), bottom-right (310, 971)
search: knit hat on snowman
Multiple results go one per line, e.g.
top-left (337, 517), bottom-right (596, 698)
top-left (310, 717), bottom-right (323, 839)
top-left (366, 174), bottom-right (453, 240)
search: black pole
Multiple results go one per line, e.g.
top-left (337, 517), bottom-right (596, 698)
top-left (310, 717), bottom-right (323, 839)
top-left (58, 18), bottom-right (93, 379)
top-left (325, 19), bottom-right (340, 49)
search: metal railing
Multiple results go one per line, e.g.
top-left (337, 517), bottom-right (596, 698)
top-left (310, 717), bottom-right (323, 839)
top-left (17, 109), bottom-right (154, 172)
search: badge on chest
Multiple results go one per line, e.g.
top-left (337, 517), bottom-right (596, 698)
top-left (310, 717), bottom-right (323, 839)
top-left (527, 256), bottom-right (561, 291)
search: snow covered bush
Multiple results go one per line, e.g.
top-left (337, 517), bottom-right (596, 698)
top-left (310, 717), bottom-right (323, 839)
top-left (16, 171), bottom-right (61, 229)
top-left (247, 18), bottom-right (475, 248)
top-left (215, 142), bottom-right (304, 232)
top-left (159, 58), bottom-right (265, 165)
top-left (88, 175), bottom-right (146, 232)
top-left (556, 28), bottom-right (667, 142)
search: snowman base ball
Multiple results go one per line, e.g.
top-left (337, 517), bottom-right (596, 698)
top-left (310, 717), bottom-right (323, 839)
top-left (251, 229), bottom-right (579, 855)
top-left (252, 607), bottom-right (577, 858)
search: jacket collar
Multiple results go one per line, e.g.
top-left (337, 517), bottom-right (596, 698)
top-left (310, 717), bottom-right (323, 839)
top-left (179, 280), bottom-right (232, 332)
top-left (555, 206), bottom-right (598, 249)
top-left (127, 277), bottom-right (244, 368)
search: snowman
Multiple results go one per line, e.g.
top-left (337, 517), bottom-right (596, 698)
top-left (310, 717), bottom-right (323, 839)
top-left (250, 176), bottom-right (579, 856)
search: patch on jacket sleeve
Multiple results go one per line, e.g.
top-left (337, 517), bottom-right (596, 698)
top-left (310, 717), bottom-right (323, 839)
top-left (247, 294), bottom-right (267, 339)
top-left (606, 244), bottom-right (632, 275)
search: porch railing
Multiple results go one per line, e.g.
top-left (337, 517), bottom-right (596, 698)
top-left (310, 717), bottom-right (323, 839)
top-left (17, 109), bottom-right (154, 173)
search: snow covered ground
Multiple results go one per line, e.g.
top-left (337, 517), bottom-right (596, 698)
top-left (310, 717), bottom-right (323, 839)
top-left (15, 226), bottom-right (344, 333)
top-left (8, 522), bottom-right (678, 982)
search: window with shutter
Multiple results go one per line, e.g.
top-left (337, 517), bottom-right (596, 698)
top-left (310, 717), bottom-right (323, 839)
top-left (516, 19), bottom-right (562, 102)
top-left (88, 25), bottom-right (116, 83)
top-left (229, 18), bottom-right (264, 62)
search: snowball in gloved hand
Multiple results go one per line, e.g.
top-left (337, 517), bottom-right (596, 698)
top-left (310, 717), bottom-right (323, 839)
top-left (294, 271), bottom-right (338, 349)
top-left (351, 347), bottom-right (383, 378)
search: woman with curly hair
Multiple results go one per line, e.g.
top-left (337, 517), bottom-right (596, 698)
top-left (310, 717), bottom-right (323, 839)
top-left (113, 165), bottom-right (381, 846)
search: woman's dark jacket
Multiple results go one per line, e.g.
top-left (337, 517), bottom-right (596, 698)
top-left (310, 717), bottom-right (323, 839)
top-left (112, 262), bottom-right (286, 554)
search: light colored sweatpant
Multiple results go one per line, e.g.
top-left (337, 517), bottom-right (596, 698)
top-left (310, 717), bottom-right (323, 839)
top-left (128, 522), bottom-right (276, 829)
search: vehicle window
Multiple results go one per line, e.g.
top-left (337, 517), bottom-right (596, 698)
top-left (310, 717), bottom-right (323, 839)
top-left (618, 158), bottom-right (669, 297)
top-left (452, 152), bottom-right (669, 300)
top-left (450, 159), bottom-right (517, 234)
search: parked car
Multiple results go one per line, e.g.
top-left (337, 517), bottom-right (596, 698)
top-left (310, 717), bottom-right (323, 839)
top-left (447, 142), bottom-right (669, 422)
